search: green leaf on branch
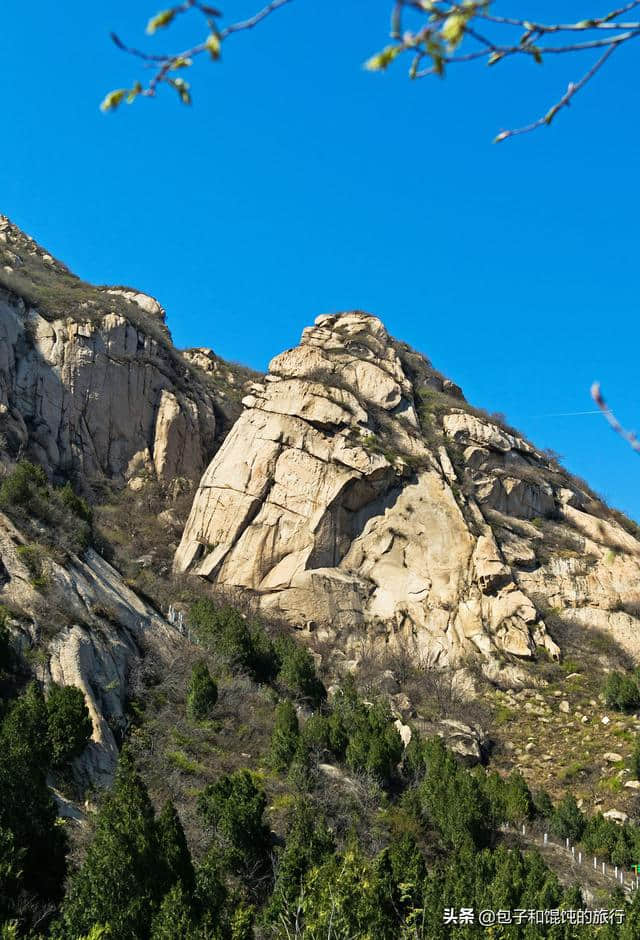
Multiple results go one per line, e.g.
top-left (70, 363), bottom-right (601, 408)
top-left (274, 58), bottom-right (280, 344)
top-left (126, 82), bottom-right (143, 104)
top-left (146, 9), bottom-right (176, 35)
top-left (364, 45), bottom-right (403, 71)
top-left (100, 89), bottom-right (127, 112)
top-left (170, 57), bottom-right (193, 70)
top-left (442, 13), bottom-right (468, 50)
top-left (488, 52), bottom-right (504, 66)
top-left (205, 34), bottom-right (222, 60)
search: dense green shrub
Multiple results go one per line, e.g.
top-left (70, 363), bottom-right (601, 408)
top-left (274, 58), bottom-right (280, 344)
top-left (551, 794), bottom-right (585, 842)
top-left (46, 683), bottom-right (93, 768)
top-left (197, 770), bottom-right (271, 879)
top-left (189, 601), bottom-right (278, 681)
top-left (186, 661), bottom-right (218, 720)
top-left (328, 684), bottom-right (402, 785)
top-left (274, 636), bottom-right (326, 706)
top-left (0, 683), bottom-right (66, 907)
top-left (0, 459), bottom-right (47, 506)
top-left (419, 735), bottom-right (492, 852)
top-left (264, 798), bottom-right (334, 929)
top-left (631, 737), bottom-right (640, 780)
top-left (188, 601), bottom-right (327, 701)
top-left (155, 801), bottom-right (195, 896)
top-left (603, 670), bottom-right (640, 712)
top-left (269, 700), bottom-right (299, 771)
top-left (299, 712), bottom-right (331, 755)
top-left (149, 883), bottom-right (199, 940)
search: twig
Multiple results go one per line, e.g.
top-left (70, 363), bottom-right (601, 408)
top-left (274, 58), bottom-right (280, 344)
top-left (493, 43), bottom-right (619, 143)
top-left (591, 382), bottom-right (640, 454)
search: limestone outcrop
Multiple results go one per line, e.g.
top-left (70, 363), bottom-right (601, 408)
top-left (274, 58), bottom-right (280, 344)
top-left (175, 311), bottom-right (640, 674)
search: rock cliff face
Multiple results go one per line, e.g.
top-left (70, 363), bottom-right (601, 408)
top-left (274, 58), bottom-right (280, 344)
top-left (176, 312), bottom-right (640, 675)
top-left (0, 510), bottom-right (179, 784)
top-left (0, 215), bottom-right (246, 486)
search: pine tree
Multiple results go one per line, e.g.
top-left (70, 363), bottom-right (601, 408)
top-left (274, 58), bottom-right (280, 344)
top-left (197, 770), bottom-right (270, 882)
top-left (186, 661), bottom-right (218, 720)
top-left (503, 769), bottom-right (534, 825)
top-left (269, 700), bottom-right (299, 771)
top-left (0, 682), bottom-right (66, 902)
top-left (550, 794), bottom-right (585, 842)
top-left (56, 750), bottom-right (162, 940)
top-left (156, 801), bottom-right (196, 896)
top-left (150, 884), bottom-right (199, 940)
top-left (630, 736), bottom-right (640, 779)
top-left (46, 683), bottom-right (93, 768)
top-left (265, 798), bottom-right (334, 927)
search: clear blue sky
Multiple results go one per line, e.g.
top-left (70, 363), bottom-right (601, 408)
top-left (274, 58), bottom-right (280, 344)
top-left (1, 2), bottom-right (639, 518)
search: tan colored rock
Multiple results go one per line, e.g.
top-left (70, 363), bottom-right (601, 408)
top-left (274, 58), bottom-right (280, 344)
top-left (603, 809), bottom-right (629, 824)
top-left (0, 259), bottom-right (223, 483)
top-left (443, 412), bottom-right (535, 456)
top-left (175, 313), bottom-right (558, 669)
top-left (106, 287), bottom-right (166, 321)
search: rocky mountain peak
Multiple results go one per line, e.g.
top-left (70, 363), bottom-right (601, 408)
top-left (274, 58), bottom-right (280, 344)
top-left (172, 309), bottom-right (640, 682)
top-left (0, 218), bottom-right (251, 486)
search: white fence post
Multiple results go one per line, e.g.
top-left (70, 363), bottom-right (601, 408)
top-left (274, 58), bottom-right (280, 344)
top-left (544, 832), bottom-right (548, 845)
top-left (578, 851), bottom-right (582, 865)
top-left (594, 857), bottom-right (597, 870)
top-left (602, 862), bottom-right (606, 876)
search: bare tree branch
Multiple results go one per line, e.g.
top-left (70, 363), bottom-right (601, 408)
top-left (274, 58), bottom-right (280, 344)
top-left (103, 0), bottom-right (640, 141)
top-left (591, 382), bottom-right (640, 454)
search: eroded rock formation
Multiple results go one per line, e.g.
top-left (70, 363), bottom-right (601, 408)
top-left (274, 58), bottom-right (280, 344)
top-left (0, 215), bottom-right (245, 486)
top-left (175, 311), bottom-right (640, 674)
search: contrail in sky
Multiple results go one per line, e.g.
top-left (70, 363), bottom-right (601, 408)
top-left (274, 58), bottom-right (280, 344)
top-left (527, 410), bottom-right (601, 418)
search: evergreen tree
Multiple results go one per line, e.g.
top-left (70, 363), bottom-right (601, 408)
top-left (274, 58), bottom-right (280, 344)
top-left (420, 736), bottom-right (492, 852)
top-left (550, 794), bottom-right (585, 842)
top-left (533, 788), bottom-right (554, 821)
top-left (275, 638), bottom-right (326, 706)
top-left (269, 700), bottom-right (299, 771)
top-left (503, 769), bottom-right (534, 824)
top-left (186, 661), bottom-right (218, 720)
top-left (265, 798), bottom-right (334, 928)
top-left (0, 682), bottom-right (66, 902)
top-left (603, 671), bottom-right (640, 712)
top-left (300, 849), bottom-right (398, 939)
top-left (299, 712), bottom-right (330, 756)
top-left (56, 750), bottom-right (162, 939)
top-left (46, 683), bottom-right (93, 768)
top-left (195, 853), bottom-right (227, 926)
top-left (197, 770), bottom-right (271, 881)
top-left (0, 827), bottom-right (22, 922)
top-left (156, 801), bottom-right (196, 896)
top-left (150, 884), bottom-right (199, 940)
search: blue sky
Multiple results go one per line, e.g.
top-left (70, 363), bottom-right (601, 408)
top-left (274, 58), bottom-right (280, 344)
top-left (1, 1), bottom-right (639, 518)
